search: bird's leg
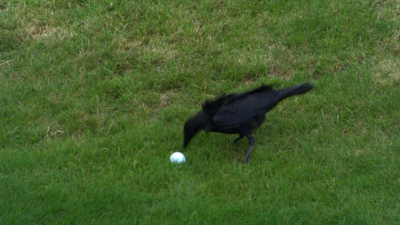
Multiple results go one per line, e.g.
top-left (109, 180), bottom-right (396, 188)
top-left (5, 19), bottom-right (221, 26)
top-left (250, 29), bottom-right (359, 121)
top-left (231, 134), bottom-right (244, 144)
top-left (244, 134), bottom-right (255, 163)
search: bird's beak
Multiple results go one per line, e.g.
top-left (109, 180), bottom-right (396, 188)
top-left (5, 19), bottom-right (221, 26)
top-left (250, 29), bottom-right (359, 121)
top-left (183, 129), bottom-right (194, 149)
top-left (183, 111), bottom-right (206, 148)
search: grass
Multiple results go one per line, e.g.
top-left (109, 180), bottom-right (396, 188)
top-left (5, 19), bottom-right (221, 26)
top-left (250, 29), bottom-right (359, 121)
top-left (1, 0), bottom-right (400, 224)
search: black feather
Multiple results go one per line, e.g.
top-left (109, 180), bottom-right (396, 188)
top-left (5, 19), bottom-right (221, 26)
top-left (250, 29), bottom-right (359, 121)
top-left (184, 82), bottom-right (314, 163)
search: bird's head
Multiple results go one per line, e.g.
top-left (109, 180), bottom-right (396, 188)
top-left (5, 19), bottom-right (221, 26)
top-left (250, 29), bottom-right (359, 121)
top-left (183, 111), bottom-right (207, 149)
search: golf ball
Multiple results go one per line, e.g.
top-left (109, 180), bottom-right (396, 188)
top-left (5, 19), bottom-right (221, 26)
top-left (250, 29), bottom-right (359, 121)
top-left (170, 152), bottom-right (185, 164)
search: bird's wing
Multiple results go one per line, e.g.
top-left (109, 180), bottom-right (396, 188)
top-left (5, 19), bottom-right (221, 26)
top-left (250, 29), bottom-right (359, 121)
top-left (203, 85), bottom-right (278, 127)
top-left (212, 95), bottom-right (267, 127)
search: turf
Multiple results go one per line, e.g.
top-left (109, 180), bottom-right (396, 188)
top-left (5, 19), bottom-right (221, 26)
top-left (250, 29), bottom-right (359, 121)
top-left (1, 0), bottom-right (400, 224)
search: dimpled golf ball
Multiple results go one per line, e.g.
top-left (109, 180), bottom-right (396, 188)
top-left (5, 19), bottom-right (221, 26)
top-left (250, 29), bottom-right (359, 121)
top-left (170, 152), bottom-right (185, 164)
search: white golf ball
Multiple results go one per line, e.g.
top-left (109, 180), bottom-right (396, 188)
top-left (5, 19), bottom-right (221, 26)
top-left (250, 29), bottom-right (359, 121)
top-left (170, 152), bottom-right (185, 164)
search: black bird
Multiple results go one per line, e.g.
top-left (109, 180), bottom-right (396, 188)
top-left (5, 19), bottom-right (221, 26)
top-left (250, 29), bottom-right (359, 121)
top-left (183, 82), bottom-right (314, 163)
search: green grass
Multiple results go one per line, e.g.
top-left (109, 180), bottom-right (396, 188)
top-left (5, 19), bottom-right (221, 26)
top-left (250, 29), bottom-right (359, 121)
top-left (1, 0), bottom-right (400, 224)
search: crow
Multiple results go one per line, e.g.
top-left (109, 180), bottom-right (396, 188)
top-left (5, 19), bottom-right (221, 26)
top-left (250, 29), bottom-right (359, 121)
top-left (183, 82), bottom-right (314, 163)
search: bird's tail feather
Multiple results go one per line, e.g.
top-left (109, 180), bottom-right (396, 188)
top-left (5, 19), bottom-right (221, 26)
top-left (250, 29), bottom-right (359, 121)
top-left (279, 83), bottom-right (313, 100)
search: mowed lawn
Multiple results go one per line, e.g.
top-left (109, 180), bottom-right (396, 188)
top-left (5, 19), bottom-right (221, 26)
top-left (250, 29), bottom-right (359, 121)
top-left (1, 0), bottom-right (400, 224)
